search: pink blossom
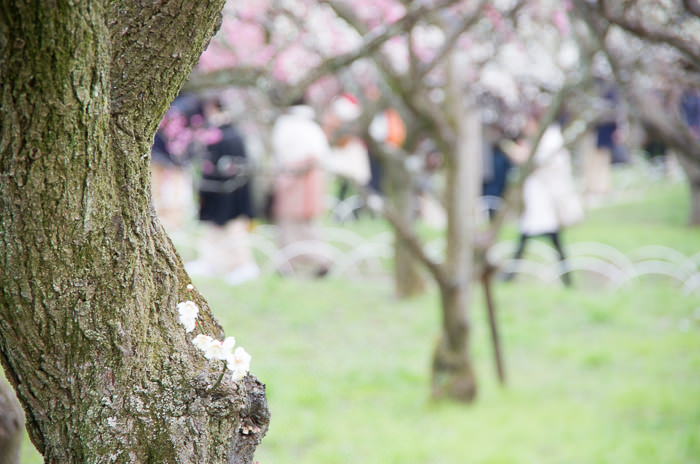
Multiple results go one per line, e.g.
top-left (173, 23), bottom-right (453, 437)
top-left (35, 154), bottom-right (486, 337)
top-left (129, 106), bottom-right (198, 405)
top-left (553, 9), bottom-right (571, 36)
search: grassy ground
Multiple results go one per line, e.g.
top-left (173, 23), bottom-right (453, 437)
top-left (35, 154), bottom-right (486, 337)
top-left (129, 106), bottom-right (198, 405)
top-left (213, 279), bottom-right (700, 464)
top-left (19, 171), bottom-right (700, 463)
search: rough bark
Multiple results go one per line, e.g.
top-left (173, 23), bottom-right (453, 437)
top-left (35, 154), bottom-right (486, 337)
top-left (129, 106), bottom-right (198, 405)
top-left (0, 376), bottom-right (23, 464)
top-left (0, 1), bottom-right (269, 463)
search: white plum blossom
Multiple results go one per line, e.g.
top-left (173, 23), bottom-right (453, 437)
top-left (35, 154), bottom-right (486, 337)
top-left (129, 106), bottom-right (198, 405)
top-left (176, 301), bottom-right (251, 386)
top-left (222, 336), bottom-right (236, 353)
top-left (192, 334), bottom-right (213, 351)
top-left (201, 339), bottom-right (225, 360)
top-left (177, 301), bottom-right (199, 333)
top-left (228, 346), bottom-right (252, 381)
top-left (194, 335), bottom-right (237, 362)
top-left (210, 337), bottom-right (235, 360)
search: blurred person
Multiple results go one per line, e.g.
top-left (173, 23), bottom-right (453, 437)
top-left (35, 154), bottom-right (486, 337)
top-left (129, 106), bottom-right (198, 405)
top-left (584, 80), bottom-right (625, 202)
top-left (151, 128), bottom-right (192, 231)
top-left (680, 84), bottom-right (700, 137)
top-left (679, 83), bottom-right (700, 224)
top-left (502, 113), bottom-right (584, 287)
top-left (482, 122), bottom-right (515, 221)
top-left (322, 93), bottom-right (371, 219)
top-left (270, 95), bottom-right (332, 277)
top-left (150, 95), bottom-right (202, 232)
top-left (414, 142), bottom-right (447, 228)
top-left (186, 98), bottom-right (260, 285)
top-left (368, 106), bottom-right (407, 194)
top-left (641, 87), bottom-right (682, 179)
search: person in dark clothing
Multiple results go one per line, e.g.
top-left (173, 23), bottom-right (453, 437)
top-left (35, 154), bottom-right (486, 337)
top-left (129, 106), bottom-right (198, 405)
top-left (681, 86), bottom-right (700, 136)
top-left (198, 123), bottom-right (255, 226)
top-left (186, 99), bottom-right (260, 285)
top-left (585, 80), bottom-right (625, 199)
top-left (482, 139), bottom-right (513, 220)
top-left (150, 95), bottom-right (204, 231)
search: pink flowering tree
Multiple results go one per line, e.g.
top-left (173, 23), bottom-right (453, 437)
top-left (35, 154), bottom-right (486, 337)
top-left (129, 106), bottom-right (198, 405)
top-left (184, 0), bottom-right (700, 402)
top-left (183, 0), bottom-right (593, 402)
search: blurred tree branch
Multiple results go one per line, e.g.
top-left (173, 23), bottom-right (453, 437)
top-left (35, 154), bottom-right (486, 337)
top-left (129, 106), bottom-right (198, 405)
top-left (597, 0), bottom-right (700, 68)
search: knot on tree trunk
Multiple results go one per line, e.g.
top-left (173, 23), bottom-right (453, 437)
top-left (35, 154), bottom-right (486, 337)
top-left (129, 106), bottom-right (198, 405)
top-left (228, 377), bottom-right (269, 464)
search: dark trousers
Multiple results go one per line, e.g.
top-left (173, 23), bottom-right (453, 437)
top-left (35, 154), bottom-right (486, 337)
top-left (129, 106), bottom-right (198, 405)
top-left (505, 232), bottom-right (572, 286)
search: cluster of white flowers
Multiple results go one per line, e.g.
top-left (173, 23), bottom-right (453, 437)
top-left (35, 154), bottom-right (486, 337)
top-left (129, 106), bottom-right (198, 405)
top-left (177, 287), bottom-right (251, 383)
top-left (192, 334), bottom-right (252, 381)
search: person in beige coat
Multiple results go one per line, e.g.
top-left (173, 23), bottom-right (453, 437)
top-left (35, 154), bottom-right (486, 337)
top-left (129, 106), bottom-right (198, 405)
top-left (271, 97), bottom-right (332, 277)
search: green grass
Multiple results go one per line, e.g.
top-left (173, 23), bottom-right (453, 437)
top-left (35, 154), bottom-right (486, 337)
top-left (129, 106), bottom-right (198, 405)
top-left (19, 174), bottom-right (700, 463)
top-left (201, 277), bottom-right (700, 464)
top-left (568, 179), bottom-right (699, 255)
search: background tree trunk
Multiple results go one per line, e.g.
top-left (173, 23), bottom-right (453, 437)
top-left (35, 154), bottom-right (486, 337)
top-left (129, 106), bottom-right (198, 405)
top-left (431, 55), bottom-right (480, 402)
top-left (677, 155), bottom-right (700, 225)
top-left (384, 158), bottom-right (427, 298)
top-left (0, 2), bottom-right (269, 462)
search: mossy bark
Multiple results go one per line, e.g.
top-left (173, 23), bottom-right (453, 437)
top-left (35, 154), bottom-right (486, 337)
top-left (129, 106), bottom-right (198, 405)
top-left (0, 1), bottom-right (268, 462)
top-left (431, 283), bottom-right (477, 402)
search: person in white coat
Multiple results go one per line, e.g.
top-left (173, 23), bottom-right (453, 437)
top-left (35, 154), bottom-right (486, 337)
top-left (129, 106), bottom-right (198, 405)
top-left (503, 116), bottom-right (584, 286)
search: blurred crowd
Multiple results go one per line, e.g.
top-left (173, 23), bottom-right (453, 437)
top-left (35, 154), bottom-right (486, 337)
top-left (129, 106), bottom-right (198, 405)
top-left (151, 90), bottom-right (407, 283)
top-left (150, 79), bottom-right (700, 285)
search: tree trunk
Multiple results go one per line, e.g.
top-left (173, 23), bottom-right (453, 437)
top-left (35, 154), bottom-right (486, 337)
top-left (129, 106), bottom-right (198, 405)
top-left (0, 2), bottom-right (269, 463)
top-left (431, 56), bottom-right (480, 402)
top-left (432, 283), bottom-right (477, 402)
top-left (384, 158), bottom-right (427, 298)
top-left (678, 154), bottom-right (700, 226)
top-left (0, 376), bottom-right (23, 464)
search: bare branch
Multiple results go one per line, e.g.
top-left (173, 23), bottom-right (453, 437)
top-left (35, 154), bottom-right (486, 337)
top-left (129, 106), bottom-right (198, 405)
top-left (323, 0), bottom-right (460, 150)
top-left (417, 0), bottom-right (487, 79)
top-left (598, 0), bottom-right (700, 68)
top-left (343, 176), bottom-right (451, 284)
top-left (631, 88), bottom-right (700, 164)
top-left (577, 2), bottom-right (700, 165)
top-left (187, 0), bottom-right (440, 98)
top-left (684, 0), bottom-right (700, 17)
